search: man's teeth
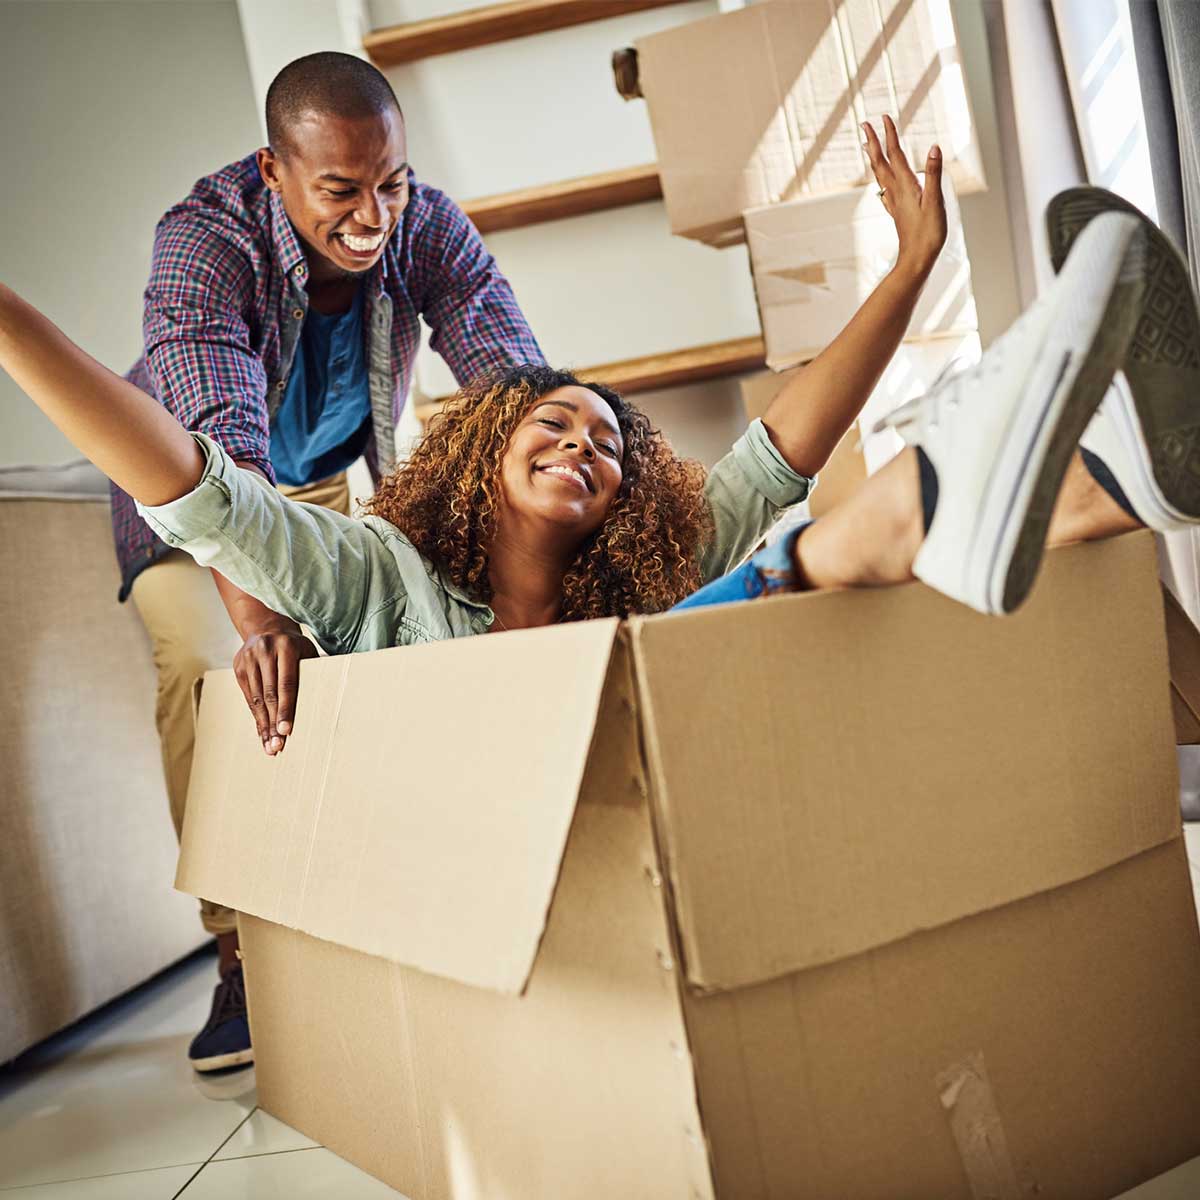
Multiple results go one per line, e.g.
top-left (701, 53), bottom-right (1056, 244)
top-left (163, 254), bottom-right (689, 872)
top-left (340, 232), bottom-right (385, 252)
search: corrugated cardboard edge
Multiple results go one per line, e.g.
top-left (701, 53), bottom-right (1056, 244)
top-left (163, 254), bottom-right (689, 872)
top-left (625, 615), bottom-right (704, 992)
top-left (618, 627), bottom-right (720, 1198)
top-left (617, 624), bottom-right (722, 1193)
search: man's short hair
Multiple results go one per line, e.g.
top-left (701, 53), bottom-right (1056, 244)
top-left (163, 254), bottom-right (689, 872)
top-left (265, 52), bottom-right (404, 155)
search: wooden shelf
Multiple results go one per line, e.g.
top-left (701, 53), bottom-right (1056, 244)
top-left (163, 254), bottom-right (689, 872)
top-left (462, 164), bottom-right (662, 234)
top-left (365, 0), bottom-right (693, 66)
top-left (414, 336), bottom-right (766, 422)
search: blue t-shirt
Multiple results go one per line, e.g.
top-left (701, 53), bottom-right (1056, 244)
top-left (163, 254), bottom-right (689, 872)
top-left (269, 287), bottom-right (372, 487)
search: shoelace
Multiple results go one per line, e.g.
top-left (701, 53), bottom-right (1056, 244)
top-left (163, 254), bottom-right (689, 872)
top-left (212, 966), bottom-right (247, 1026)
top-left (872, 353), bottom-right (971, 442)
top-left (873, 304), bottom-right (1040, 443)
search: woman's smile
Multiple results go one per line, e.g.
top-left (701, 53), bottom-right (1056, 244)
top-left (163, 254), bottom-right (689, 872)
top-left (537, 460), bottom-right (593, 493)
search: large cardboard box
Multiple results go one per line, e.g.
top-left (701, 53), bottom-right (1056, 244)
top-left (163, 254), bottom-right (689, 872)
top-left (179, 534), bottom-right (1200, 1199)
top-left (745, 177), bottom-right (978, 371)
top-left (630, 0), bottom-right (987, 245)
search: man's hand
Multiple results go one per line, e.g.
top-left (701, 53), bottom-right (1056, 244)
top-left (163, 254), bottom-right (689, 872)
top-left (233, 622), bottom-right (319, 756)
top-left (862, 114), bottom-right (947, 282)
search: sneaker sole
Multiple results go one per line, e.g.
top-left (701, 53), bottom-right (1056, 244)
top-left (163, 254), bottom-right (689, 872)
top-left (998, 257), bottom-right (1142, 611)
top-left (191, 1047), bottom-right (255, 1073)
top-left (1047, 187), bottom-right (1200, 518)
top-left (937, 215), bottom-right (1145, 613)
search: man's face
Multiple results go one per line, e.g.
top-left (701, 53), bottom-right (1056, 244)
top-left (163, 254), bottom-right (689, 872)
top-left (257, 107), bottom-right (409, 280)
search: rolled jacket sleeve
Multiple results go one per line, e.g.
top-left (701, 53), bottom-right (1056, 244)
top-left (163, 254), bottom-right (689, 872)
top-left (701, 419), bottom-right (813, 582)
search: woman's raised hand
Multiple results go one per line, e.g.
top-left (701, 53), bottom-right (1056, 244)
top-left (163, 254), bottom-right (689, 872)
top-left (861, 114), bottom-right (947, 281)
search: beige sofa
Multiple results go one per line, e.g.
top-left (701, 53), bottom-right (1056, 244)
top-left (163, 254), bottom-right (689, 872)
top-left (0, 461), bottom-right (208, 1063)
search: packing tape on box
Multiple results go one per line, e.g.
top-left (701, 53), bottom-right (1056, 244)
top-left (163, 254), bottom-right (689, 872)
top-left (935, 1052), bottom-right (1022, 1200)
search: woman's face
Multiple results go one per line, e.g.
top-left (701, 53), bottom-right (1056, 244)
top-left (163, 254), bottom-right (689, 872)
top-left (498, 386), bottom-right (625, 539)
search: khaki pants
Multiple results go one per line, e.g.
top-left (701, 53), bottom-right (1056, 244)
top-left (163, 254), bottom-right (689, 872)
top-left (131, 471), bottom-right (352, 934)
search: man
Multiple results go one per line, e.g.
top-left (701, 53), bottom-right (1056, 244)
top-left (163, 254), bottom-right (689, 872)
top-left (114, 51), bottom-right (543, 1072)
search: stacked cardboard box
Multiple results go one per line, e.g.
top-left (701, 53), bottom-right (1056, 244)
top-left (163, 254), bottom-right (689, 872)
top-left (626, 0), bottom-right (986, 247)
top-left (180, 535), bottom-right (1200, 1198)
top-left (743, 175), bottom-right (978, 370)
top-left (621, 0), bottom-right (987, 501)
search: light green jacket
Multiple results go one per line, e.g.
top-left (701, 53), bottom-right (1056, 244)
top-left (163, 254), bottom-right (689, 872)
top-left (138, 422), bottom-right (811, 654)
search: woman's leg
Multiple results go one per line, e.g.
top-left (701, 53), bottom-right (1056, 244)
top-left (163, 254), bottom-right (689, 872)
top-left (794, 443), bottom-right (1144, 592)
top-left (1046, 450), bottom-right (1144, 545)
top-left (674, 436), bottom-right (1147, 617)
top-left (672, 448), bottom-right (925, 612)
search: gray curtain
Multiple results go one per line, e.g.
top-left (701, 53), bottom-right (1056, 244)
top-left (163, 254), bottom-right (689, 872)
top-left (1129, 0), bottom-right (1200, 288)
top-left (1129, 1), bottom-right (1200, 816)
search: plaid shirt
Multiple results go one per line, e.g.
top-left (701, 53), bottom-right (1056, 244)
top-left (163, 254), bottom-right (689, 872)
top-left (113, 152), bottom-right (543, 599)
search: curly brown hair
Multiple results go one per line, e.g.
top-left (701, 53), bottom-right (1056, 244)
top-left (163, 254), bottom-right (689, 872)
top-left (365, 365), bottom-right (713, 619)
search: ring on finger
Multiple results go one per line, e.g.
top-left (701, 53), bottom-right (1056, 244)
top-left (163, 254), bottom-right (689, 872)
top-left (877, 187), bottom-right (888, 199)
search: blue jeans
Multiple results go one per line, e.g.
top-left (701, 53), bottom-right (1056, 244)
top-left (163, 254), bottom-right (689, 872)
top-left (672, 522), bottom-right (812, 611)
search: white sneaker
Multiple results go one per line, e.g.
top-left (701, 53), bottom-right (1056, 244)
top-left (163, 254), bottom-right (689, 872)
top-left (1048, 187), bottom-right (1200, 531)
top-left (879, 211), bottom-right (1146, 614)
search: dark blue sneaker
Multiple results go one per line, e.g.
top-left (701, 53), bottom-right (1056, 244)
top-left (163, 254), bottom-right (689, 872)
top-left (189, 963), bottom-right (253, 1073)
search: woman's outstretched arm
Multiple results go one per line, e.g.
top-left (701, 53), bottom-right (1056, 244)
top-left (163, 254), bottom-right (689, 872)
top-left (0, 283), bottom-right (204, 505)
top-left (762, 115), bottom-right (949, 477)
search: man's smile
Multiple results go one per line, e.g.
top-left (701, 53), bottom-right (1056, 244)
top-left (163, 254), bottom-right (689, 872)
top-left (334, 229), bottom-right (388, 258)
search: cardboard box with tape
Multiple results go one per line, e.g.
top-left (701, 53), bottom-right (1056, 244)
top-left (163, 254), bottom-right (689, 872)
top-left (621, 0), bottom-right (987, 246)
top-left (178, 533), bottom-right (1200, 1199)
top-left (745, 177), bottom-right (979, 371)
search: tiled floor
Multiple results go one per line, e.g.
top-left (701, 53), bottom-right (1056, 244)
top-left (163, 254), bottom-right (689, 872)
top-left (5, 831), bottom-right (1200, 1198)
top-left (0, 949), bottom-right (401, 1199)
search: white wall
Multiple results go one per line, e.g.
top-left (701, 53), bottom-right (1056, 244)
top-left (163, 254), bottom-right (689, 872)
top-left (0, 0), bottom-right (260, 466)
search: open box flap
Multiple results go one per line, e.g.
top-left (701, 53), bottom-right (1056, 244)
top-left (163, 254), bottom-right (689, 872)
top-left (629, 534), bottom-right (1179, 993)
top-left (176, 619), bottom-right (621, 996)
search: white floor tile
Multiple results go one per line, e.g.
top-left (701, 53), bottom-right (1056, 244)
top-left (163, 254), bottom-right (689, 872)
top-left (0, 953), bottom-right (256, 1189)
top-left (180, 1147), bottom-right (408, 1198)
top-left (1180, 825), bottom-right (1200, 873)
top-left (1115, 1156), bottom-right (1200, 1199)
top-left (0, 1163), bottom-right (198, 1199)
top-left (212, 1109), bottom-right (319, 1160)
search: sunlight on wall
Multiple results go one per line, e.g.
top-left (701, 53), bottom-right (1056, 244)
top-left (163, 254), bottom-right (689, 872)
top-left (1053, 0), bottom-right (1157, 219)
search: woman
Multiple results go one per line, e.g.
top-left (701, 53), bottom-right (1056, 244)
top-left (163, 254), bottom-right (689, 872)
top-left (1, 119), bottom-right (957, 748)
top-left (3, 147), bottom-right (1178, 758)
